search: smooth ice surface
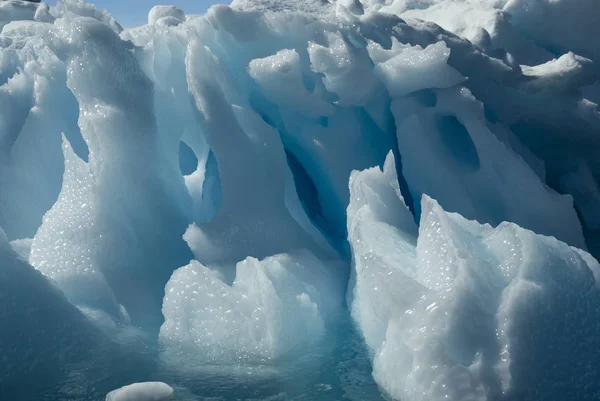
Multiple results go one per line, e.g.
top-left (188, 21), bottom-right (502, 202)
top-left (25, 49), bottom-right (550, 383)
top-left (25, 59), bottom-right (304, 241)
top-left (106, 382), bottom-right (173, 401)
top-left (558, 160), bottom-right (600, 230)
top-left (0, 226), bottom-right (100, 398)
top-left (148, 6), bottom-right (185, 26)
top-left (0, 0), bottom-right (600, 400)
top-left (391, 85), bottom-right (585, 248)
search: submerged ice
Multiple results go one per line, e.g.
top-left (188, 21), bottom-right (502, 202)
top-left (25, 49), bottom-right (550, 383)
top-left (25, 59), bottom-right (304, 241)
top-left (0, 0), bottom-right (600, 399)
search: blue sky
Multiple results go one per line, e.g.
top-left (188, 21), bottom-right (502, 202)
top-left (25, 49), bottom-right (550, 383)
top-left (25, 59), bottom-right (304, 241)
top-left (47, 0), bottom-right (228, 28)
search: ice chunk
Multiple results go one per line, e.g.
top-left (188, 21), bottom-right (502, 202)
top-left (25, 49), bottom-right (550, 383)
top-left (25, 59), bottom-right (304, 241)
top-left (160, 251), bottom-right (345, 364)
top-left (148, 6), bottom-right (185, 25)
top-left (347, 159), bottom-right (600, 400)
top-left (52, 0), bottom-right (123, 33)
top-left (392, 86), bottom-right (585, 249)
top-left (368, 39), bottom-right (466, 97)
top-left (504, 0), bottom-right (600, 64)
top-left (308, 31), bottom-right (380, 106)
top-left (362, 0), bottom-right (600, 186)
top-left (248, 48), bottom-right (335, 118)
top-left (34, 3), bottom-right (55, 23)
top-left (106, 382), bottom-right (173, 401)
top-left (0, 0), bottom-right (38, 30)
top-left (9, 237), bottom-right (32, 261)
top-left (30, 15), bottom-right (193, 330)
top-left (346, 152), bottom-right (419, 352)
top-left (231, 0), bottom-right (336, 17)
top-left (519, 52), bottom-right (597, 94)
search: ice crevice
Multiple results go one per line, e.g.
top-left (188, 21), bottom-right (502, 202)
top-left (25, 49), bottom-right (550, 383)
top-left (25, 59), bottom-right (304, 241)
top-left (0, 0), bottom-right (599, 400)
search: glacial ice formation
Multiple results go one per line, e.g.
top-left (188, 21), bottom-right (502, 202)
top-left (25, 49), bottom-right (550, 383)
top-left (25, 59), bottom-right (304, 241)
top-left (160, 250), bottom-right (345, 364)
top-left (0, 0), bottom-right (600, 400)
top-left (347, 153), bottom-right (600, 401)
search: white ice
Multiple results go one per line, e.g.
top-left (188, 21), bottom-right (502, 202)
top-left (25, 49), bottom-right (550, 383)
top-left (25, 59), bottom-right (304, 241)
top-left (347, 153), bottom-right (600, 401)
top-left (160, 251), bottom-right (345, 363)
top-left (106, 382), bottom-right (173, 401)
top-left (0, 0), bottom-right (599, 399)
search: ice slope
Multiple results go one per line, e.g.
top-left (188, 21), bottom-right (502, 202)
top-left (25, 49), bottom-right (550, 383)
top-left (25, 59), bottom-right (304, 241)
top-left (0, 0), bottom-right (599, 399)
top-left (347, 155), bottom-right (600, 401)
top-left (0, 225), bottom-right (100, 398)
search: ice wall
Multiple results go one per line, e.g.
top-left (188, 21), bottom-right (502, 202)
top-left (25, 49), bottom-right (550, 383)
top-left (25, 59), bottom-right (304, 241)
top-left (0, 0), bottom-right (599, 399)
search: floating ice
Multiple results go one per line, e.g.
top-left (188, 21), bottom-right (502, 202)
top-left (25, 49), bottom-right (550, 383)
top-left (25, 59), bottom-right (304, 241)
top-left (106, 382), bottom-right (173, 401)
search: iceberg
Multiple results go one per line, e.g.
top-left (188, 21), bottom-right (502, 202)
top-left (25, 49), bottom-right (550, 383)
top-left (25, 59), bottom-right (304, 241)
top-left (0, 0), bottom-right (599, 399)
top-left (347, 153), bottom-right (600, 400)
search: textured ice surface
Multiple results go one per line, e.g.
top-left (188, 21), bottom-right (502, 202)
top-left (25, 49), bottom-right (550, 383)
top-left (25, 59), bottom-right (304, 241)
top-left (347, 158), bottom-right (600, 401)
top-left (0, 0), bottom-right (599, 400)
top-left (106, 382), bottom-right (173, 401)
top-left (28, 12), bottom-right (193, 329)
top-left (368, 39), bottom-right (466, 97)
top-left (160, 250), bottom-right (345, 363)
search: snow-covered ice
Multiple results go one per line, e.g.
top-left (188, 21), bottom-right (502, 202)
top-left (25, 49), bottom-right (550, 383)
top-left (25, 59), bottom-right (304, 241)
top-left (0, 0), bottom-right (600, 399)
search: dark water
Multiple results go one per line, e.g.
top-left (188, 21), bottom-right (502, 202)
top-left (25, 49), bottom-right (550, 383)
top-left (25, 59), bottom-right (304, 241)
top-left (38, 316), bottom-right (389, 401)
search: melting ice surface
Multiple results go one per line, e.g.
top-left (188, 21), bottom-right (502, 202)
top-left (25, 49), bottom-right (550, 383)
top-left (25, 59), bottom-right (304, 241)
top-left (1, 0), bottom-right (600, 400)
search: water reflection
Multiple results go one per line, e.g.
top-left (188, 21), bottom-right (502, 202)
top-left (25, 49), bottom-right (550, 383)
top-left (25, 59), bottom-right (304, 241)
top-left (41, 316), bottom-right (388, 401)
